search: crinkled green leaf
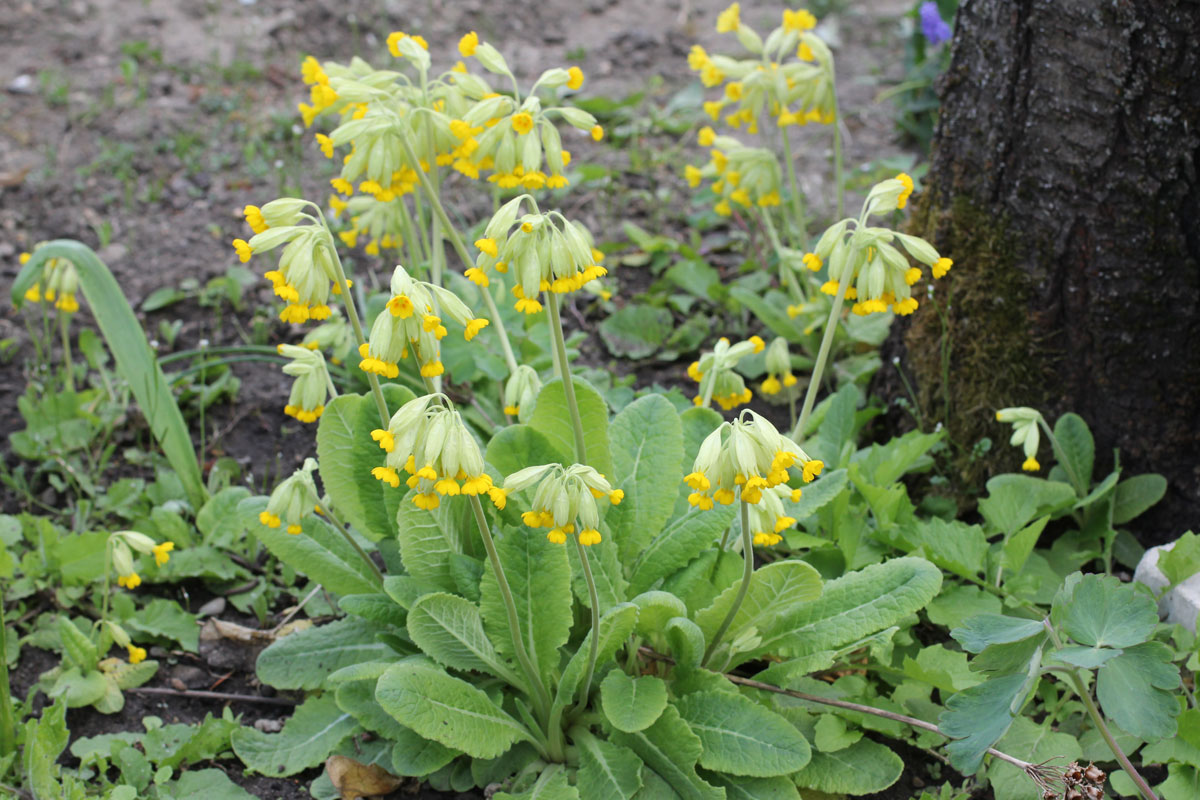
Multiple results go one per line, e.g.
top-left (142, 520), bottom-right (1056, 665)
top-left (553, 603), bottom-right (639, 718)
top-left (599, 304), bottom-right (673, 359)
top-left (674, 691), bottom-right (811, 776)
top-left (705, 773), bottom-right (800, 800)
top-left (629, 508), bottom-right (732, 595)
top-left (484, 424), bottom-right (563, 481)
top-left (528, 377), bottom-right (613, 477)
top-left (609, 705), bottom-right (724, 800)
top-left (394, 493), bottom-right (473, 593)
top-left (978, 474), bottom-right (1075, 535)
top-left (601, 671), bottom-right (668, 733)
top-left (893, 518), bottom-right (988, 580)
top-left (407, 592), bottom-right (523, 685)
top-left (576, 730), bottom-right (645, 800)
top-left (607, 395), bottom-right (684, 565)
top-left (257, 618), bottom-right (394, 691)
top-left (793, 738), bottom-right (902, 795)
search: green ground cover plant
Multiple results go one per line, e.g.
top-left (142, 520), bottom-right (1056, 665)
top-left (2, 4), bottom-right (1195, 800)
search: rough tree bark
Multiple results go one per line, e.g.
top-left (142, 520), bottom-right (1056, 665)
top-left (886, 0), bottom-right (1200, 544)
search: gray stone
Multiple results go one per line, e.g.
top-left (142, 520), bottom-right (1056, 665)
top-left (1133, 542), bottom-right (1200, 632)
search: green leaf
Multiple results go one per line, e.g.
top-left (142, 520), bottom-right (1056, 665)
top-left (893, 518), bottom-right (988, 580)
top-left (984, 716), bottom-right (1083, 800)
top-left (599, 305), bottom-right (673, 359)
top-left (1112, 473), bottom-right (1168, 525)
top-left (705, 774), bottom-right (800, 800)
top-left (673, 691), bottom-right (811, 776)
top-left (23, 699), bottom-right (68, 800)
top-left (553, 603), bottom-right (639, 717)
top-left (1053, 413), bottom-right (1094, 490)
top-left (1159, 531), bottom-right (1200, 588)
top-left (1096, 641), bottom-right (1180, 740)
top-left (317, 387), bottom-right (416, 541)
top-left (977, 475), bottom-right (1076, 536)
top-left (394, 494), bottom-right (473, 593)
top-left (1001, 515), bottom-right (1048, 576)
top-left (123, 598), bottom-right (199, 651)
top-left (13, 241), bottom-right (205, 507)
top-left (375, 658), bottom-right (531, 759)
top-left (576, 730), bottom-right (645, 800)
top-left (601, 671), bottom-right (669, 733)
top-left (334, 679), bottom-right (459, 775)
top-left (528, 377), bottom-right (613, 476)
top-left (664, 617), bottom-right (705, 674)
top-left (950, 615), bottom-right (1046, 653)
top-left (858, 429), bottom-right (943, 486)
top-left (407, 592), bottom-right (523, 685)
top-left (901, 645), bottom-right (983, 692)
top-left (629, 507), bottom-right (733, 594)
top-left (389, 724), bottom-right (460, 776)
top-left (940, 673), bottom-right (1033, 773)
top-left (784, 468), bottom-right (849, 520)
top-left (609, 705), bottom-right (724, 800)
top-left (632, 591), bottom-right (688, 640)
top-left (661, 550), bottom-right (743, 613)
top-left (771, 558), bottom-right (942, 661)
top-left (812, 714), bottom-right (862, 753)
top-left (1160, 764), bottom-right (1200, 800)
top-left (256, 618), bottom-right (394, 690)
top-left (1060, 573), bottom-right (1158, 648)
top-left (339, 593), bottom-right (408, 627)
top-left (694, 560), bottom-right (823, 668)
top-left (729, 286), bottom-right (802, 340)
top-left (925, 585), bottom-right (1001, 630)
top-left (57, 617), bottom-right (98, 671)
top-left (168, 769), bottom-right (257, 800)
top-left (480, 527), bottom-right (571, 684)
top-left (793, 738), bottom-right (902, 795)
top-left (231, 694), bottom-right (359, 777)
top-left (1046, 645), bottom-right (1121, 669)
top-left (485, 424), bottom-right (564, 479)
top-left (244, 497), bottom-right (381, 596)
top-left (571, 534), bottom-right (629, 613)
top-left (608, 396), bottom-right (684, 565)
top-left (196, 487), bottom-right (252, 546)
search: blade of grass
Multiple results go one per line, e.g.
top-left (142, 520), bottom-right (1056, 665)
top-left (12, 240), bottom-right (208, 508)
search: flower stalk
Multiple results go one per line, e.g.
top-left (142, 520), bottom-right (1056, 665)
top-left (547, 292), bottom-right (588, 465)
top-left (702, 500), bottom-right (754, 667)
top-left (792, 273), bottom-right (849, 440)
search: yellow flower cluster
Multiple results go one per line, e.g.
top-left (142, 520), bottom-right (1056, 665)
top-left (359, 265), bottom-right (488, 380)
top-left (469, 197), bottom-right (607, 313)
top-left (683, 410), bottom-right (823, 545)
top-left (19, 249), bottom-right (80, 313)
top-left (298, 56), bottom-right (340, 127)
top-left (687, 131), bottom-right (783, 215)
top-left (688, 5), bottom-right (834, 134)
top-left (996, 407), bottom-right (1043, 472)
top-left (278, 343), bottom-right (332, 423)
top-left (688, 336), bottom-right (764, 410)
top-left (259, 459), bottom-right (321, 534)
top-left (760, 337), bottom-right (798, 395)
top-left (110, 530), bottom-right (175, 592)
top-left (233, 199), bottom-right (348, 324)
top-left (503, 463), bottom-right (624, 547)
top-left (370, 394), bottom-right (502, 510)
top-left (811, 175), bottom-right (952, 316)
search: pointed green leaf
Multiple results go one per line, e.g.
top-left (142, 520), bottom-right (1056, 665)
top-left (601, 671), bottom-right (669, 733)
top-left (576, 730), bottom-right (645, 800)
top-left (24, 699), bottom-right (68, 799)
top-left (1001, 515), bottom-right (1048, 576)
top-left (528, 377), bottom-right (613, 477)
top-left (661, 550), bottom-right (743, 613)
top-left (407, 592), bottom-right (524, 685)
top-left (480, 528), bottom-right (571, 683)
top-left (375, 658), bottom-right (531, 759)
top-left (1112, 473), bottom-right (1168, 525)
top-left (334, 678), bottom-right (458, 776)
top-left (609, 705), bottom-right (724, 800)
top-left (674, 691), bottom-right (811, 776)
top-left (1096, 641), bottom-right (1180, 740)
top-left (940, 673), bottom-right (1033, 773)
top-left (894, 518), bottom-right (988, 580)
top-left (395, 494), bottom-right (473, 592)
top-left (607, 396), bottom-right (684, 564)
top-left (950, 614), bottom-right (1046, 653)
top-left (570, 533), bottom-right (629, 613)
top-left (629, 508), bottom-right (733, 595)
top-left (978, 475), bottom-right (1076, 536)
top-left (338, 593), bottom-right (408, 627)
top-left (1053, 412), bottom-right (1094, 490)
top-left (793, 738), bottom-right (902, 795)
top-left (231, 694), bottom-right (359, 776)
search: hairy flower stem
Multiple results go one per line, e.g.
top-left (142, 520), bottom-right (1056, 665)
top-left (468, 495), bottom-right (557, 747)
top-left (397, 133), bottom-right (520, 377)
top-left (59, 313), bottom-right (74, 393)
top-left (0, 588), bottom-right (15, 758)
top-left (318, 219), bottom-right (389, 428)
top-left (792, 276), bottom-right (849, 441)
top-left (570, 536), bottom-right (601, 717)
top-left (831, 81), bottom-right (845, 221)
top-left (547, 293), bottom-right (588, 466)
top-left (1044, 621), bottom-right (1158, 800)
top-left (760, 211), bottom-right (807, 306)
top-left (316, 502), bottom-right (384, 588)
top-left (702, 501), bottom-right (754, 668)
top-left (779, 128), bottom-right (808, 248)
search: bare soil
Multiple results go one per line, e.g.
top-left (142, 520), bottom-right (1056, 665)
top-left (1, 0), bottom-right (926, 797)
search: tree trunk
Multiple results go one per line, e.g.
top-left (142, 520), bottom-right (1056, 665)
top-left (887, 0), bottom-right (1200, 544)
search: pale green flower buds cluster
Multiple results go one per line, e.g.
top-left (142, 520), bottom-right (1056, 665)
top-left (504, 463), bottom-right (624, 546)
top-left (360, 265), bottom-right (489, 380)
top-left (233, 198), bottom-right (343, 325)
top-left (260, 458), bottom-right (321, 534)
top-left (687, 335), bottom-right (765, 411)
top-left (19, 246), bottom-right (81, 313)
top-left (504, 365), bottom-right (542, 421)
top-left (761, 337), bottom-right (798, 396)
top-left (470, 197), bottom-right (606, 313)
top-left (692, 135), bottom-right (783, 215)
top-left (369, 394), bottom-right (499, 510)
top-left (812, 179), bottom-right (953, 317)
top-left (996, 407), bottom-right (1044, 471)
top-left (278, 344), bottom-right (332, 423)
top-left (302, 311), bottom-right (355, 364)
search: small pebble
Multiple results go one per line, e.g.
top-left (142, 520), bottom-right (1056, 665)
top-left (8, 74), bottom-right (35, 94)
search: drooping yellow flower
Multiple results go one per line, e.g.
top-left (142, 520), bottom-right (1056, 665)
top-left (716, 2), bottom-right (741, 33)
top-left (153, 541), bottom-right (174, 567)
top-left (511, 112), bottom-right (535, 135)
top-left (459, 31), bottom-right (479, 57)
top-left (567, 66), bottom-right (585, 90)
top-left (896, 172), bottom-right (914, 209)
top-left (783, 8), bottom-right (817, 31)
top-left (127, 645), bottom-right (147, 665)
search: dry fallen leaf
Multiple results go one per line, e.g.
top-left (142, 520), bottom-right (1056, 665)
top-left (325, 755), bottom-right (403, 800)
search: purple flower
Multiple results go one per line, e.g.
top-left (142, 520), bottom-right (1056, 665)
top-left (919, 1), bottom-right (952, 45)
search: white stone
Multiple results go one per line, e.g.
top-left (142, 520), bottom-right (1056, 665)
top-left (1134, 542), bottom-right (1200, 633)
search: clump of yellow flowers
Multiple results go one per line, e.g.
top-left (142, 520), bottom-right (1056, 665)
top-left (259, 458), bottom-right (321, 534)
top-left (688, 336), bottom-right (765, 410)
top-left (995, 407), bottom-right (1044, 471)
top-left (278, 343), bottom-right (333, 423)
top-left (19, 247), bottom-right (80, 313)
top-left (683, 410), bottom-right (823, 546)
top-left (359, 265), bottom-right (488, 379)
top-left (109, 530), bottom-right (175, 591)
top-left (760, 337), bottom-right (798, 395)
top-left (688, 132), bottom-right (783, 215)
top-left (503, 463), bottom-right (624, 546)
top-left (369, 393), bottom-right (503, 511)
